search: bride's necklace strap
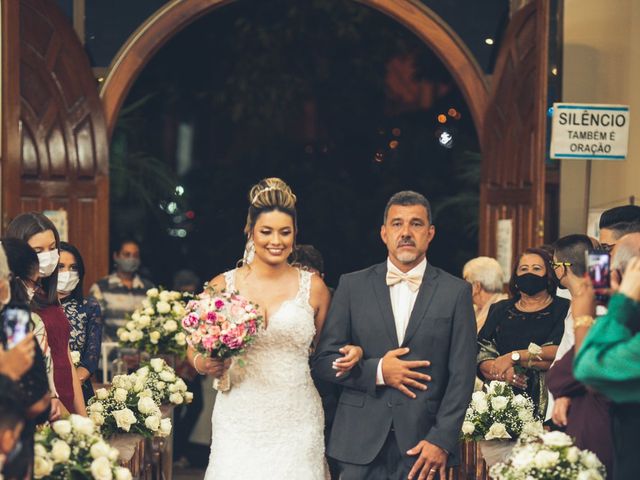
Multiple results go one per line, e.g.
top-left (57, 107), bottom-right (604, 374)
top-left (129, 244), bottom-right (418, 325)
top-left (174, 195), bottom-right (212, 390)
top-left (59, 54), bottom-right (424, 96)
top-left (223, 269), bottom-right (237, 292)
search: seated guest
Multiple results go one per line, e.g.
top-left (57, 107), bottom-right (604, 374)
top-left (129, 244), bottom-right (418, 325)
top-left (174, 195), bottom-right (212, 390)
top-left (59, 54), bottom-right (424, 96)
top-left (462, 256), bottom-right (507, 332)
top-left (89, 238), bottom-right (154, 341)
top-left (58, 242), bottom-right (103, 403)
top-left (0, 380), bottom-right (26, 477)
top-left (478, 248), bottom-right (569, 417)
top-left (547, 234), bottom-right (613, 476)
top-left (598, 204), bottom-right (640, 252)
top-left (574, 233), bottom-right (640, 480)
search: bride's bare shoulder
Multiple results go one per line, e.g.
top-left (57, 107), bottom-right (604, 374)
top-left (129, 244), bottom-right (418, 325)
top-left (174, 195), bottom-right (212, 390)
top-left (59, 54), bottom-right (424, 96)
top-left (208, 273), bottom-right (227, 291)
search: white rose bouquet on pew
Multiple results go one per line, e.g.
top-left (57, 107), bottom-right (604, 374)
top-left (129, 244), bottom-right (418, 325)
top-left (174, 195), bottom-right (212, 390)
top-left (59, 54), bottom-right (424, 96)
top-left (461, 381), bottom-right (542, 442)
top-left (490, 431), bottom-right (606, 479)
top-left (117, 287), bottom-right (190, 356)
top-left (87, 374), bottom-right (172, 438)
top-left (34, 414), bottom-right (133, 480)
top-left (135, 357), bottom-right (193, 406)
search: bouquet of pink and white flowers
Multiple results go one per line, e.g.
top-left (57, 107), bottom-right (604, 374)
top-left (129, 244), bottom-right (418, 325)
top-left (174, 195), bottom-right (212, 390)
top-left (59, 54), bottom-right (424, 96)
top-left (181, 286), bottom-right (263, 391)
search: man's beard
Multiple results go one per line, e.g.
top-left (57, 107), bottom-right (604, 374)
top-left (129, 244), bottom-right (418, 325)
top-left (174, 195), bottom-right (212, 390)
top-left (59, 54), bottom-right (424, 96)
top-left (396, 250), bottom-right (419, 264)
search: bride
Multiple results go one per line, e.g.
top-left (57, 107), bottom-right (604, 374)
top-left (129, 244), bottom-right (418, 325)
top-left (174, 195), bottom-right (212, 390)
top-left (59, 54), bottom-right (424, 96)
top-left (187, 178), bottom-right (362, 479)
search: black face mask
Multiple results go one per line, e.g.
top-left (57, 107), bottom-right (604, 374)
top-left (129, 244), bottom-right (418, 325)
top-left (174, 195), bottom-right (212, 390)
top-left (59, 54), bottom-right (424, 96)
top-left (516, 273), bottom-right (548, 296)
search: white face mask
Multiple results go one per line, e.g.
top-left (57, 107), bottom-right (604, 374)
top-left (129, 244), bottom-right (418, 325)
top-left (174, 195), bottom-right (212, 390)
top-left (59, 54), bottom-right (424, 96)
top-left (37, 249), bottom-right (59, 277)
top-left (57, 271), bottom-right (80, 294)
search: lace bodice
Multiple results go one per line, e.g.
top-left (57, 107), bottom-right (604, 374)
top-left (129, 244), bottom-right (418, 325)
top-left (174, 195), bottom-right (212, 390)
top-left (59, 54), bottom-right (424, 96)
top-left (206, 268), bottom-right (327, 479)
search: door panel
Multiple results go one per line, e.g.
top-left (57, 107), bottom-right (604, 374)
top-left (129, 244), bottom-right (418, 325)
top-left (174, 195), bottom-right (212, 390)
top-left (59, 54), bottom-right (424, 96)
top-left (480, 0), bottom-right (550, 260)
top-left (3, 0), bottom-right (109, 290)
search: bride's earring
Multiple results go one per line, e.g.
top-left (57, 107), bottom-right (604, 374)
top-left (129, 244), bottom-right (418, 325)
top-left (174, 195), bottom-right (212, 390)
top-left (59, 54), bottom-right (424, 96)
top-left (243, 238), bottom-right (255, 265)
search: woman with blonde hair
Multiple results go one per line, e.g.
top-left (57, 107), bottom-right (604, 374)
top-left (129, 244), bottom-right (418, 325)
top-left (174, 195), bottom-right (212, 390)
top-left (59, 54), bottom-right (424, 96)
top-left (187, 178), bottom-right (362, 479)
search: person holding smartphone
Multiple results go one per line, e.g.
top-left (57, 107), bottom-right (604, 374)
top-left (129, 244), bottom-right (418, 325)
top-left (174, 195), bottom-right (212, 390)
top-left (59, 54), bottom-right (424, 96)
top-left (6, 213), bottom-right (86, 417)
top-left (0, 239), bottom-right (51, 479)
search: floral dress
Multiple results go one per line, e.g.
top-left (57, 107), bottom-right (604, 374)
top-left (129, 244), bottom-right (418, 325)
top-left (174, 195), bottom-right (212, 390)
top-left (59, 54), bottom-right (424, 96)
top-left (62, 296), bottom-right (103, 402)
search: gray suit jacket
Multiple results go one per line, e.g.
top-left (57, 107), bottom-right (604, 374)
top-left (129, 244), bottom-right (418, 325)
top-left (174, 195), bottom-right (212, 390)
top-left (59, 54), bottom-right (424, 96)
top-left (312, 262), bottom-right (476, 466)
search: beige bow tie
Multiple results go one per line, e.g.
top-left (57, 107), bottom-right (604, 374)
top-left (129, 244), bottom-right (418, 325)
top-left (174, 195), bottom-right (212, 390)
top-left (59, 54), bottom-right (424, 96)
top-left (386, 270), bottom-right (422, 292)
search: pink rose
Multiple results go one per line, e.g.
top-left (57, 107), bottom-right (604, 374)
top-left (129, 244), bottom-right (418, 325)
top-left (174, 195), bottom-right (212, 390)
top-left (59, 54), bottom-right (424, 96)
top-left (221, 333), bottom-right (243, 350)
top-left (247, 320), bottom-right (257, 335)
top-left (214, 299), bottom-right (225, 310)
top-left (201, 335), bottom-right (216, 351)
top-left (190, 331), bottom-right (202, 344)
top-left (230, 304), bottom-right (244, 317)
top-left (182, 313), bottom-right (200, 329)
top-left (206, 311), bottom-right (218, 323)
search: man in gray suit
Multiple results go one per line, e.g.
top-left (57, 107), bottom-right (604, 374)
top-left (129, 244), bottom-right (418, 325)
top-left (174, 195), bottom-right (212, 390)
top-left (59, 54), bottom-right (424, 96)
top-left (313, 191), bottom-right (476, 480)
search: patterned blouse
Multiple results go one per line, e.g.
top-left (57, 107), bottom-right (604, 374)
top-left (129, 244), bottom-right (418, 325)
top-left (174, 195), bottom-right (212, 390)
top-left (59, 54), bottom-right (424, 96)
top-left (62, 296), bottom-right (103, 375)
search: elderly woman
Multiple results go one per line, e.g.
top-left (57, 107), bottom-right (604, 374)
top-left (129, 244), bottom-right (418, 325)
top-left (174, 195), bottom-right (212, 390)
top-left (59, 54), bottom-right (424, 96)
top-left (463, 256), bottom-right (508, 332)
top-left (477, 248), bottom-right (569, 417)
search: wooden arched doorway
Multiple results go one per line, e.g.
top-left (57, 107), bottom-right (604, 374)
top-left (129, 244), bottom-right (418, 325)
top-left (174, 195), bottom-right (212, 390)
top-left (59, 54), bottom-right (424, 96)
top-left (100, 0), bottom-right (489, 142)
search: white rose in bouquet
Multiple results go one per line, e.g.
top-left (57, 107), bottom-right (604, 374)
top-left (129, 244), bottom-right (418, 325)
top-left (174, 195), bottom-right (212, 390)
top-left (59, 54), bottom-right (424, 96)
top-left (115, 467), bottom-right (133, 480)
top-left (169, 393), bottom-right (184, 405)
top-left (149, 331), bottom-right (161, 344)
top-left (156, 301), bottom-right (171, 314)
top-left (176, 378), bottom-right (187, 391)
top-left (566, 446), bottom-right (581, 463)
top-left (112, 375), bottom-right (133, 390)
top-left (133, 376), bottom-right (146, 392)
top-left (90, 456), bottom-right (114, 480)
top-left (473, 397), bottom-right (489, 414)
top-left (118, 330), bottom-right (131, 342)
top-left (52, 420), bottom-right (72, 437)
top-left (173, 303), bottom-right (186, 316)
top-left (485, 423), bottom-right (511, 440)
top-left (90, 441), bottom-right (112, 460)
top-left (34, 456), bottom-right (54, 478)
top-left (174, 332), bottom-right (187, 345)
top-left (131, 311), bottom-right (141, 322)
top-left (512, 394), bottom-right (527, 406)
top-left (533, 449), bottom-right (560, 469)
top-left (491, 396), bottom-right (509, 411)
top-left (137, 366), bottom-right (150, 378)
top-left (90, 412), bottom-right (105, 426)
top-left (70, 414), bottom-right (95, 435)
top-left (159, 290), bottom-right (171, 302)
top-left (112, 408), bottom-right (137, 432)
top-left (163, 319), bottom-right (178, 332)
top-left (542, 431), bottom-right (573, 448)
top-left (96, 388), bottom-right (109, 400)
top-left (147, 288), bottom-right (159, 297)
top-left (168, 383), bottom-right (178, 393)
top-left (581, 451), bottom-right (602, 469)
top-left (184, 391), bottom-right (194, 403)
top-left (159, 370), bottom-right (175, 382)
top-left (129, 329), bottom-right (144, 342)
top-left (145, 415), bottom-right (161, 432)
top-left (139, 315), bottom-right (151, 327)
top-left (34, 444), bottom-right (47, 458)
top-left (89, 401), bottom-right (104, 413)
top-left (113, 388), bottom-right (129, 403)
top-left (159, 418), bottom-right (172, 436)
top-left (126, 321), bottom-right (136, 331)
top-left (139, 389), bottom-right (154, 398)
top-left (150, 358), bottom-right (164, 372)
top-left (51, 440), bottom-right (71, 463)
top-left (137, 396), bottom-right (158, 415)
top-left (70, 350), bottom-right (81, 365)
top-left (108, 448), bottom-right (120, 462)
top-left (521, 422), bottom-right (544, 437)
top-left (461, 421), bottom-right (475, 435)
top-left (577, 469), bottom-right (605, 480)
top-left (156, 381), bottom-right (166, 390)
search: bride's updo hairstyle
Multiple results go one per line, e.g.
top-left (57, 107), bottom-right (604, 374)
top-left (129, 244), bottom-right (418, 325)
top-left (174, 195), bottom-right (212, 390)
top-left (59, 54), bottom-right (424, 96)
top-left (244, 177), bottom-right (298, 236)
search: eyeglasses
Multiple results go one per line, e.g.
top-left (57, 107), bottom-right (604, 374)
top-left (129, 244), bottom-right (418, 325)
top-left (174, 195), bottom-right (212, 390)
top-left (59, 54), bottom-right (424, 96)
top-left (551, 261), bottom-right (572, 269)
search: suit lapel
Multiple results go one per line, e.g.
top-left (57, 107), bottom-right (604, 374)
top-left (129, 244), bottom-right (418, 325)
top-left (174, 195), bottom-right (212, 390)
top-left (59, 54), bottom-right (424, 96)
top-left (371, 263), bottom-right (400, 347)
top-left (401, 266), bottom-right (439, 347)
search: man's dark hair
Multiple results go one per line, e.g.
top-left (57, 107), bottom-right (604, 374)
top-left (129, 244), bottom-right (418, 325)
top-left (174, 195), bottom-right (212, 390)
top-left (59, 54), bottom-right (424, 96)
top-left (383, 191), bottom-right (432, 224)
top-left (552, 234), bottom-right (594, 277)
top-left (0, 380), bottom-right (25, 431)
top-left (291, 245), bottom-right (325, 274)
top-left (603, 221), bottom-right (640, 241)
top-left (599, 205), bottom-right (640, 229)
top-left (113, 237), bottom-right (140, 254)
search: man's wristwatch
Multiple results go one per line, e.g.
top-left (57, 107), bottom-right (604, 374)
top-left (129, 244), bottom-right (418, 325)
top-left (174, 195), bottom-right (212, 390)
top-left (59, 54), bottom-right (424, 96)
top-left (510, 351), bottom-right (521, 363)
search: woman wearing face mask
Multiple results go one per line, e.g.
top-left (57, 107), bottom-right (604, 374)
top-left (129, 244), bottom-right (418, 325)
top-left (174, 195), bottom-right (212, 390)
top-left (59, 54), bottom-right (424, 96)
top-left (1, 238), bottom-right (52, 479)
top-left (58, 242), bottom-right (103, 403)
top-left (477, 248), bottom-right (570, 417)
top-left (6, 213), bottom-right (86, 416)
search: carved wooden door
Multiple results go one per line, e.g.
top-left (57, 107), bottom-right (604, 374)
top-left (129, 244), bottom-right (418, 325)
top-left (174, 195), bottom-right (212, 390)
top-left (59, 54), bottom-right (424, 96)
top-left (479, 0), bottom-right (550, 261)
top-left (3, 0), bottom-right (109, 288)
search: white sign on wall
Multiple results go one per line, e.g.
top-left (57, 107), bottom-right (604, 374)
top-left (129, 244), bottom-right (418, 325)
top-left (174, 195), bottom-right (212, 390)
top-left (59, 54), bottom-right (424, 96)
top-left (550, 103), bottom-right (630, 160)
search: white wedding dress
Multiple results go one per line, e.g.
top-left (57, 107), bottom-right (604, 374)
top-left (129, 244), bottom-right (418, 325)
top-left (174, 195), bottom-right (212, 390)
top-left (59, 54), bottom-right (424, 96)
top-left (204, 268), bottom-right (328, 479)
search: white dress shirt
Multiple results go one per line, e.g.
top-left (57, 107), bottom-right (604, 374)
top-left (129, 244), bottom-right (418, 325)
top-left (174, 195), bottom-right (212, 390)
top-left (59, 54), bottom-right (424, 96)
top-left (376, 258), bottom-right (427, 385)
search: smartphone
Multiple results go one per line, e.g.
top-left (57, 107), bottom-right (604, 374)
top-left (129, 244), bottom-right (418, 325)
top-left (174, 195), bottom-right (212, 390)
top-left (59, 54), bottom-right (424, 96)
top-left (2, 305), bottom-right (31, 349)
top-left (586, 249), bottom-right (611, 304)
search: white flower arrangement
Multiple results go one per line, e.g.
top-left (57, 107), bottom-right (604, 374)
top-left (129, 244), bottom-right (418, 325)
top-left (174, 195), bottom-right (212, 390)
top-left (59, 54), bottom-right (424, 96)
top-left (490, 431), bottom-right (606, 479)
top-left (87, 373), bottom-right (172, 439)
top-left (71, 350), bottom-right (81, 367)
top-left (134, 358), bottom-right (193, 406)
top-left (34, 414), bottom-right (132, 480)
top-left (117, 287), bottom-right (190, 356)
top-left (461, 381), bottom-right (542, 442)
